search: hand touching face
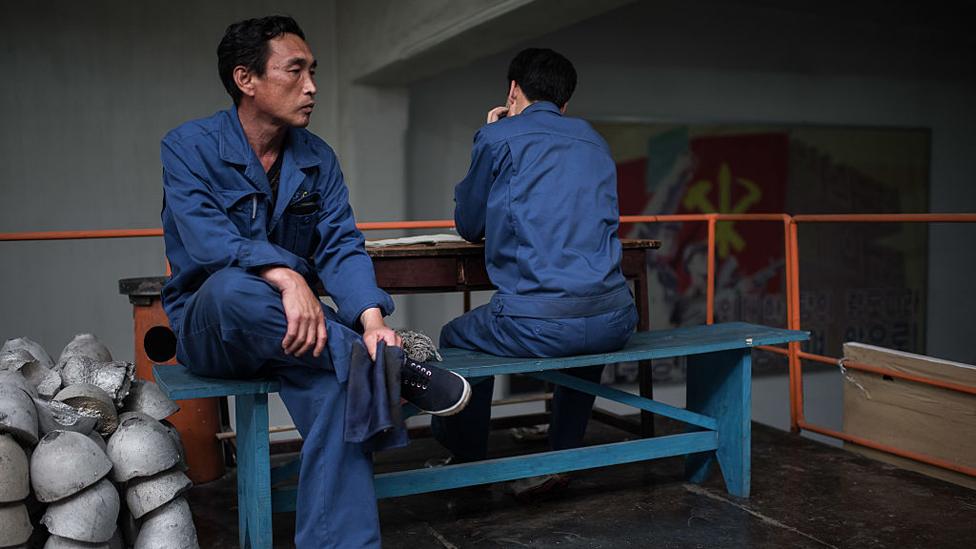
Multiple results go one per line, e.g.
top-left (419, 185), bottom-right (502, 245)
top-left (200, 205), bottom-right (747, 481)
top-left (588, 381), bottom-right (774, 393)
top-left (486, 106), bottom-right (509, 124)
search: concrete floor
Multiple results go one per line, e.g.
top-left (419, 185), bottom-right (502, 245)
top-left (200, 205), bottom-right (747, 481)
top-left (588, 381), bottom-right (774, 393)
top-left (187, 417), bottom-right (976, 548)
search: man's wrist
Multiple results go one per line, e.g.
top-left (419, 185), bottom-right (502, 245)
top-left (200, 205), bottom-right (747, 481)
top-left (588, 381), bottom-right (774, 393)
top-left (359, 307), bottom-right (386, 330)
top-left (260, 266), bottom-right (301, 292)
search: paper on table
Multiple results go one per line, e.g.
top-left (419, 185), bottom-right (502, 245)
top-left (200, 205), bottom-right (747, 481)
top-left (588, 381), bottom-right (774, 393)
top-left (365, 233), bottom-right (466, 248)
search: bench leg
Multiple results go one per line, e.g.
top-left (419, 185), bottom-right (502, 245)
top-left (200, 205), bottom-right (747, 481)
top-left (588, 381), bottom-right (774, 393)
top-left (235, 394), bottom-right (273, 548)
top-left (684, 348), bottom-right (751, 498)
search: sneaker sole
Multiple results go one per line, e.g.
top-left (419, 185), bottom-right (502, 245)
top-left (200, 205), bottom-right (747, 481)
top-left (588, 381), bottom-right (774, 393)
top-left (512, 474), bottom-right (571, 502)
top-left (425, 372), bottom-right (472, 417)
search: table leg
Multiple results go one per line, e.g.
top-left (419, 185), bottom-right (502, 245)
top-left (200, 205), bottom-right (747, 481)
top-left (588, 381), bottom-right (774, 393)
top-left (684, 349), bottom-right (751, 497)
top-left (235, 394), bottom-right (273, 548)
top-left (633, 269), bottom-right (654, 437)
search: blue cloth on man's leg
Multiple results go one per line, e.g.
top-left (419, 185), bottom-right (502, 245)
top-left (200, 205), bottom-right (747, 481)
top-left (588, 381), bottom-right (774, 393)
top-left (345, 340), bottom-right (408, 451)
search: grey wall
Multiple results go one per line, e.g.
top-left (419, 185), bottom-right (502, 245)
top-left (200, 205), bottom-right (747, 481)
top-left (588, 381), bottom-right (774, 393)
top-left (404, 0), bottom-right (976, 366)
top-left (0, 1), bottom-right (341, 359)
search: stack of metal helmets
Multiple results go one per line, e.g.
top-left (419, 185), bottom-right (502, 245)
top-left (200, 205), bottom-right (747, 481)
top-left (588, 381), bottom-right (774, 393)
top-left (108, 412), bottom-right (197, 549)
top-left (0, 334), bottom-right (196, 548)
top-left (1, 366), bottom-right (39, 548)
top-left (0, 432), bottom-right (32, 548)
top-left (32, 431), bottom-right (119, 545)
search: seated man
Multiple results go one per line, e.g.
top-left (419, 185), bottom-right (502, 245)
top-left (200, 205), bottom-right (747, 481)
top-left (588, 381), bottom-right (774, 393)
top-left (431, 48), bottom-right (638, 493)
top-left (160, 16), bottom-right (469, 548)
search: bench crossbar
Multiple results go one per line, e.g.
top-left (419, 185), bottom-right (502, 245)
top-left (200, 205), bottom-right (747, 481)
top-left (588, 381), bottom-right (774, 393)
top-left (270, 430), bottom-right (718, 508)
top-left (530, 370), bottom-right (718, 430)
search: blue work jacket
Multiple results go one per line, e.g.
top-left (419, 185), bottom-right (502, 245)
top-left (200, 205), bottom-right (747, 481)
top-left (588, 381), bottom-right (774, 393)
top-left (160, 106), bottom-right (394, 334)
top-left (454, 101), bottom-right (631, 318)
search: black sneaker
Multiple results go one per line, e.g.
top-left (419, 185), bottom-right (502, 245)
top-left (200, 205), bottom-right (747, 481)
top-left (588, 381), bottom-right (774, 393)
top-left (400, 358), bottom-right (471, 416)
top-left (423, 455), bottom-right (457, 468)
top-left (509, 474), bottom-right (571, 502)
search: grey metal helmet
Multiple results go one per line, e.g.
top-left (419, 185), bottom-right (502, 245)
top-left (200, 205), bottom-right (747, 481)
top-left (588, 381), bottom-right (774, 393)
top-left (30, 430), bottom-right (112, 503)
top-left (41, 478), bottom-right (119, 543)
top-left (0, 371), bottom-right (38, 399)
top-left (44, 535), bottom-right (110, 548)
top-left (116, 412), bottom-right (181, 469)
top-left (86, 431), bottom-right (107, 452)
top-left (1, 336), bottom-right (55, 371)
top-left (159, 420), bottom-right (188, 472)
top-left (1, 348), bottom-right (61, 399)
top-left (117, 410), bottom-right (152, 422)
top-left (0, 502), bottom-right (32, 547)
top-left (0, 434), bottom-right (29, 503)
top-left (58, 358), bottom-right (134, 407)
top-left (57, 334), bottom-right (113, 369)
top-left (0, 349), bottom-right (29, 371)
top-left (53, 384), bottom-right (118, 436)
top-left (101, 360), bottom-right (135, 406)
top-left (34, 398), bottom-right (97, 436)
top-left (121, 380), bottom-right (179, 421)
top-left (0, 383), bottom-right (38, 446)
top-left (125, 468), bottom-right (192, 519)
top-left (106, 414), bottom-right (180, 482)
top-left (133, 497), bottom-right (199, 549)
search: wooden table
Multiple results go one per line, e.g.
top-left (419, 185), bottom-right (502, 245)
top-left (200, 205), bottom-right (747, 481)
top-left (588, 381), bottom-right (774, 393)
top-left (367, 238), bottom-right (661, 435)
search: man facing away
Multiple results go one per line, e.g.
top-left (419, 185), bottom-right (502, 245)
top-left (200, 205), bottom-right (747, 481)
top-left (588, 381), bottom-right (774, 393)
top-left (431, 48), bottom-right (638, 495)
top-left (160, 16), bottom-right (469, 548)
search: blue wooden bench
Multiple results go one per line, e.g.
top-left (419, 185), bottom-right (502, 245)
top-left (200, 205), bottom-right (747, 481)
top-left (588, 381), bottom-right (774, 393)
top-left (154, 321), bottom-right (807, 548)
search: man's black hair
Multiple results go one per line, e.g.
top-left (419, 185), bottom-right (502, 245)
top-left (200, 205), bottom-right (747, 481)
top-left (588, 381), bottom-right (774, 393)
top-left (217, 15), bottom-right (306, 105)
top-left (506, 48), bottom-right (577, 108)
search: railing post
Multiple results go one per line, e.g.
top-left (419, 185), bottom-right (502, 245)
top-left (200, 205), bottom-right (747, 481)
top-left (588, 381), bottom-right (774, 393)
top-left (787, 219), bottom-right (803, 432)
top-left (706, 214), bottom-right (716, 325)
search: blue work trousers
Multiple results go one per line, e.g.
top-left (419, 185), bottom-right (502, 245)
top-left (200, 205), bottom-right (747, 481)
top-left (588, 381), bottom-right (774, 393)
top-left (432, 303), bottom-right (637, 461)
top-left (176, 267), bottom-right (381, 549)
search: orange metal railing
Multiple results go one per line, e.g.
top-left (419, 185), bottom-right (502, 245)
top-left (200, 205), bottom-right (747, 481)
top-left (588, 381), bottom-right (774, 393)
top-left (0, 228), bottom-right (164, 241)
top-left (781, 213), bottom-right (976, 478)
top-left (3, 212), bottom-right (975, 477)
top-left (623, 213), bottom-right (976, 477)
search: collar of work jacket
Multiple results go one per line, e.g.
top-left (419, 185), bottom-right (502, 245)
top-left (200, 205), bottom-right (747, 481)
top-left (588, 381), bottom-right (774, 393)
top-left (217, 105), bottom-right (323, 231)
top-left (521, 100), bottom-right (561, 116)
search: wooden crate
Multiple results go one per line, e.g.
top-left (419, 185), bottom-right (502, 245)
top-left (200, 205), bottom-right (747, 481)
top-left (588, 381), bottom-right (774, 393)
top-left (842, 342), bottom-right (976, 489)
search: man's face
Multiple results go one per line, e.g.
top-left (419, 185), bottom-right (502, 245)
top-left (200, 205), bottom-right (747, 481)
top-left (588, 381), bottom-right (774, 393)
top-left (250, 33), bottom-right (317, 127)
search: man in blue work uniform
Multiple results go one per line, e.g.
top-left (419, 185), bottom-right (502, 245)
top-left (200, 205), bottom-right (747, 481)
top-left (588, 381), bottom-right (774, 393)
top-left (160, 16), bottom-right (470, 548)
top-left (431, 48), bottom-right (638, 496)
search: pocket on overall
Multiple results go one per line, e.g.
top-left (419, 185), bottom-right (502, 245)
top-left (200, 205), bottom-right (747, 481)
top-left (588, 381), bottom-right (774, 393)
top-left (606, 305), bottom-right (638, 333)
top-left (497, 316), bottom-right (586, 357)
top-left (586, 305), bottom-right (638, 353)
top-left (216, 188), bottom-right (260, 238)
top-left (280, 193), bottom-right (321, 259)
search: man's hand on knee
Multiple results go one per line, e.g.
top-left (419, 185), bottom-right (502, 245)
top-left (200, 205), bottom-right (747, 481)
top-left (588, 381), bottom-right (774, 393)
top-left (260, 266), bottom-right (328, 358)
top-left (360, 307), bottom-right (401, 361)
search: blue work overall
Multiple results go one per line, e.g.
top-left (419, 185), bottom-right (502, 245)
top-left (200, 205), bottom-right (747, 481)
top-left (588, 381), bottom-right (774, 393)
top-left (432, 101), bottom-right (638, 461)
top-left (161, 107), bottom-right (398, 548)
